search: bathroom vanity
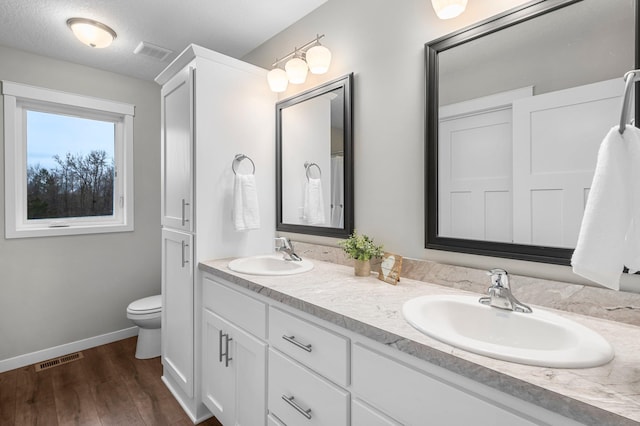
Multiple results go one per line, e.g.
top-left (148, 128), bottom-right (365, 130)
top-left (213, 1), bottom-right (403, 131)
top-left (198, 258), bottom-right (640, 426)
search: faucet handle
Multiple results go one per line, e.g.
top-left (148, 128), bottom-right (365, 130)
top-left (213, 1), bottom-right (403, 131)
top-left (487, 268), bottom-right (510, 289)
top-left (274, 237), bottom-right (293, 251)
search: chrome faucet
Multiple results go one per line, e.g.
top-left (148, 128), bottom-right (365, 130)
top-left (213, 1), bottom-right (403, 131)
top-left (479, 268), bottom-right (532, 313)
top-left (274, 237), bottom-right (302, 261)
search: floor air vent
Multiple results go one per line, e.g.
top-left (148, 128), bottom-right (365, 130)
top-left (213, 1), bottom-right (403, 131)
top-left (35, 352), bottom-right (84, 372)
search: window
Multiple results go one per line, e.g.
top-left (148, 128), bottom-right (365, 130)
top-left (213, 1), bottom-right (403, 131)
top-left (3, 81), bottom-right (134, 238)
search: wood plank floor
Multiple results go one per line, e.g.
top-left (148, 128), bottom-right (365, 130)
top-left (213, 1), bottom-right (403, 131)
top-left (0, 337), bottom-right (223, 426)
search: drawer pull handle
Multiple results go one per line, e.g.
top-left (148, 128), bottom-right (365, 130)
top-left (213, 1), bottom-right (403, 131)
top-left (282, 335), bottom-right (312, 352)
top-left (282, 395), bottom-right (312, 420)
top-left (219, 330), bottom-right (233, 367)
top-left (181, 199), bottom-right (190, 226)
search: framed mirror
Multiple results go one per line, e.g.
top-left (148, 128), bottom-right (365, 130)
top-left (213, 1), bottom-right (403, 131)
top-left (276, 73), bottom-right (354, 238)
top-left (426, 0), bottom-right (639, 265)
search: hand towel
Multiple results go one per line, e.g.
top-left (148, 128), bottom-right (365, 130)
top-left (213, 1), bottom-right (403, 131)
top-left (303, 178), bottom-right (325, 225)
top-left (571, 124), bottom-right (640, 290)
top-left (233, 173), bottom-right (260, 231)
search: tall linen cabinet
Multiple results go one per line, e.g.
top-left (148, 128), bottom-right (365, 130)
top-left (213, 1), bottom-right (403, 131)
top-left (156, 44), bottom-right (276, 422)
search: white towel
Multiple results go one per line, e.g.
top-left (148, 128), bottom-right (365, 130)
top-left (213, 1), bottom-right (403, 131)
top-left (303, 178), bottom-right (325, 225)
top-left (233, 174), bottom-right (260, 231)
top-left (572, 125), bottom-right (640, 290)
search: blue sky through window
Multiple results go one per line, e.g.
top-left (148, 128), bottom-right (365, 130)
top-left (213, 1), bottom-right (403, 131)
top-left (27, 110), bottom-right (115, 170)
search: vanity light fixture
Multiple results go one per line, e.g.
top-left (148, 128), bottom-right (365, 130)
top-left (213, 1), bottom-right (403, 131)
top-left (267, 34), bottom-right (331, 92)
top-left (267, 67), bottom-right (289, 93)
top-left (285, 50), bottom-right (309, 84)
top-left (431, 0), bottom-right (468, 19)
top-left (67, 17), bottom-right (117, 48)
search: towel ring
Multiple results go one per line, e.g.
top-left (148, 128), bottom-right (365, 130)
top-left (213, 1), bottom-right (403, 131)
top-left (232, 154), bottom-right (255, 175)
top-left (304, 161), bottom-right (321, 180)
top-left (619, 69), bottom-right (639, 134)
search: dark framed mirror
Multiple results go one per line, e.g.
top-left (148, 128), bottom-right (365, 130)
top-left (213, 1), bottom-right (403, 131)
top-left (426, 0), bottom-right (639, 265)
top-left (277, 73), bottom-right (354, 238)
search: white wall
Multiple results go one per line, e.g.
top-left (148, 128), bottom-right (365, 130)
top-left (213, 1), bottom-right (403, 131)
top-left (0, 45), bottom-right (161, 362)
top-left (243, 0), bottom-right (640, 292)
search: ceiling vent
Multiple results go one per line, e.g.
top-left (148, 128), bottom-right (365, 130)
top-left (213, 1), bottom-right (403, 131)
top-left (133, 41), bottom-right (173, 62)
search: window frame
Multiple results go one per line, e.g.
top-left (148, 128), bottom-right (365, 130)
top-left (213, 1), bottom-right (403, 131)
top-left (2, 81), bottom-right (135, 238)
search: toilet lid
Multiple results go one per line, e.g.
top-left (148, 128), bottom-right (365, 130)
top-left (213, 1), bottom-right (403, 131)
top-left (128, 295), bottom-right (161, 313)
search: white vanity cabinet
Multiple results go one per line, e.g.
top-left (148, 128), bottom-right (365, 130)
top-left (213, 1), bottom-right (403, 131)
top-left (200, 268), bottom-right (582, 426)
top-left (160, 66), bottom-right (193, 233)
top-left (202, 275), bottom-right (268, 426)
top-left (157, 43), bottom-right (275, 422)
top-left (351, 343), bottom-right (540, 426)
top-left (161, 228), bottom-right (194, 398)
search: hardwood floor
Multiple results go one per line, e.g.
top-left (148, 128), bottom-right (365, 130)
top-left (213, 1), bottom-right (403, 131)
top-left (0, 337), bottom-right (223, 426)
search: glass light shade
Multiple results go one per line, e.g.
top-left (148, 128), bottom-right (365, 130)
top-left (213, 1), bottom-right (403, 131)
top-left (267, 68), bottom-right (288, 93)
top-left (305, 45), bottom-right (332, 75)
top-left (67, 18), bottom-right (117, 48)
top-left (431, 0), bottom-right (467, 19)
top-left (285, 57), bottom-right (308, 84)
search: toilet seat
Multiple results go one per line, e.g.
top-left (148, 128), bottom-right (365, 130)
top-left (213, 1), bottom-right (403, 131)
top-left (127, 295), bottom-right (161, 315)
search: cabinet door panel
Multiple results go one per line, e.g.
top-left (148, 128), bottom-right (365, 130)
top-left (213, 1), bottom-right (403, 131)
top-left (202, 309), bottom-right (236, 425)
top-left (161, 229), bottom-right (194, 398)
top-left (352, 343), bottom-right (537, 426)
top-left (161, 68), bottom-right (193, 231)
top-left (202, 309), bottom-right (267, 426)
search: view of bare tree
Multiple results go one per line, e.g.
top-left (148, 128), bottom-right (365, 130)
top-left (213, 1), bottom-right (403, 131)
top-left (27, 150), bottom-right (114, 219)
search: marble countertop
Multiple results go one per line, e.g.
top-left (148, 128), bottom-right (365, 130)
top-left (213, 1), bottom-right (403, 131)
top-left (200, 258), bottom-right (640, 426)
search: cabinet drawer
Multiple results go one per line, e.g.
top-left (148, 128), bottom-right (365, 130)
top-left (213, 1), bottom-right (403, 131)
top-left (269, 307), bottom-right (349, 387)
top-left (203, 275), bottom-right (267, 339)
top-left (352, 399), bottom-right (402, 426)
top-left (268, 349), bottom-right (349, 426)
top-left (352, 343), bottom-right (537, 426)
top-left (267, 414), bottom-right (285, 426)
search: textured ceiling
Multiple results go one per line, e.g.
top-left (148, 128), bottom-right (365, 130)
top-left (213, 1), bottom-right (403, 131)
top-left (0, 0), bottom-right (327, 81)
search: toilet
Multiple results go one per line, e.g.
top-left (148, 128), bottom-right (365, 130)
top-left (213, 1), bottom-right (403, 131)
top-left (126, 295), bottom-right (162, 359)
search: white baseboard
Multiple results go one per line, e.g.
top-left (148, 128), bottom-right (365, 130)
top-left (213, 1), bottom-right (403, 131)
top-left (0, 326), bottom-right (139, 373)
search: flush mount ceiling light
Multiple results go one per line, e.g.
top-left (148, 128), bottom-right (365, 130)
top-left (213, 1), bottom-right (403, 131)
top-left (66, 18), bottom-right (117, 48)
top-left (267, 34), bottom-right (332, 92)
top-left (431, 0), bottom-right (468, 19)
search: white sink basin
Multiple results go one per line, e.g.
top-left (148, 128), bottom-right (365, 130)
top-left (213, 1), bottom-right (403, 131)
top-left (228, 254), bottom-right (313, 276)
top-left (402, 294), bottom-right (614, 368)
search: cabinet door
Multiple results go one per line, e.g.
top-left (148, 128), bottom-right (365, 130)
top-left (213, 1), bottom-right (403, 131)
top-left (202, 309), bottom-right (267, 426)
top-left (161, 228), bottom-right (194, 398)
top-left (161, 67), bottom-right (193, 231)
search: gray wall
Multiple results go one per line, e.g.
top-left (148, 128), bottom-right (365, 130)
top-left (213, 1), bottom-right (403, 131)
top-left (244, 0), bottom-right (640, 292)
top-left (0, 45), bottom-right (161, 361)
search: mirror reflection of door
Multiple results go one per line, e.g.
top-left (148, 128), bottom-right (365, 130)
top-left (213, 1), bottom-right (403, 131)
top-left (429, 0), bottom-right (636, 262)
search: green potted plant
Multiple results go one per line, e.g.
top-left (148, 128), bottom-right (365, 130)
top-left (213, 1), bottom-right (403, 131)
top-left (339, 230), bottom-right (384, 276)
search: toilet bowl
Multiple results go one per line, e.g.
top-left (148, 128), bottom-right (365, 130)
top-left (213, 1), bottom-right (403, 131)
top-left (127, 295), bottom-right (162, 359)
